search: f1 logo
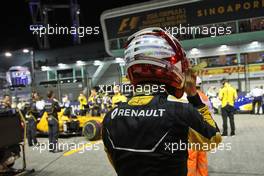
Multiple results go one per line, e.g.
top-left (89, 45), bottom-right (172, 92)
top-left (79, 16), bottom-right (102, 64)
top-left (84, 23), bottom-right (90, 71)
top-left (118, 16), bottom-right (139, 33)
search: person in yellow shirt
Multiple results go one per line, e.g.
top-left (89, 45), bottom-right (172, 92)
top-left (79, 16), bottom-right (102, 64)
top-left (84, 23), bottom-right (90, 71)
top-left (78, 91), bottom-right (87, 116)
top-left (111, 85), bottom-right (127, 107)
top-left (88, 88), bottom-right (102, 116)
top-left (218, 78), bottom-right (237, 136)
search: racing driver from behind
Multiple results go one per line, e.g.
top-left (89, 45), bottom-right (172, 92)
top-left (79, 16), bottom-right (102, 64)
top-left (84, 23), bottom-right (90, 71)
top-left (102, 27), bottom-right (222, 176)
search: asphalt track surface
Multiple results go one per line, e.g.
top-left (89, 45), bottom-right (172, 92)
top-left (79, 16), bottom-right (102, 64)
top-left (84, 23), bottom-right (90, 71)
top-left (13, 114), bottom-right (264, 176)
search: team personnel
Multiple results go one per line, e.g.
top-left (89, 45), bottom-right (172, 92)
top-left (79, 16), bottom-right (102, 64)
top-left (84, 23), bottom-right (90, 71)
top-left (88, 88), bottom-right (102, 116)
top-left (78, 91), bottom-right (87, 116)
top-left (101, 93), bottom-right (112, 114)
top-left (26, 92), bottom-right (40, 146)
top-left (111, 85), bottom-right (127, 107)
top-left (249, 86), bottom-right (263, 115)
top-left (188, 77), bottom-right (213, 176)
top-left (218, 78), bottom-right (237, 136)
top-left (44, 90), bottom-right (62, 153)
top-left (62, 94), bottom-right (72, 117)
top-left (102, 28), bottom-right (221, 176)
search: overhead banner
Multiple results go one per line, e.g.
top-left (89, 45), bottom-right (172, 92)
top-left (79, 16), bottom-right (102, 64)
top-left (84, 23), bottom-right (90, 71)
top-left (104, 0), bottom-right (264, 39)
top-left (200, 63), bottom-right (264, 76)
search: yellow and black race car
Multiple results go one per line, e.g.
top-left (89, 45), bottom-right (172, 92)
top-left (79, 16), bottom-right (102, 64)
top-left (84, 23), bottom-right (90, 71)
top-left (37, 109), bottom-right (104, 141)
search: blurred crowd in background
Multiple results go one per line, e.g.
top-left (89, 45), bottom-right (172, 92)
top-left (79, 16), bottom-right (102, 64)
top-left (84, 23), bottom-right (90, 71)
top-left (1, 82), bottom-right (264, 116)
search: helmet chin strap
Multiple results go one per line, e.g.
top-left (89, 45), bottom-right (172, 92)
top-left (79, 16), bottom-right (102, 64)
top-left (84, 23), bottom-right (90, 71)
top-left (164, 84), bottom-right (184, 99)
top-left (171, 68), bottom-right (192, 99)
top-left (174, 88), bottom-right (184, 99)
top-left (174, 72), bottom-right (186, 98)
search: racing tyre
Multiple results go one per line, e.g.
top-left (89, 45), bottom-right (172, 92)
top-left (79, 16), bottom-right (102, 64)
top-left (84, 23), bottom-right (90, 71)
top-left (82, 120), bottom-right (101, 141)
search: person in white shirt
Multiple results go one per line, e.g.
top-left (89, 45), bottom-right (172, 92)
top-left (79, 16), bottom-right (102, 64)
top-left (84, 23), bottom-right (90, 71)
top-left (62, 94), bottom-right (72, 117)
top-left (249, 86), bottom-right (264, 115)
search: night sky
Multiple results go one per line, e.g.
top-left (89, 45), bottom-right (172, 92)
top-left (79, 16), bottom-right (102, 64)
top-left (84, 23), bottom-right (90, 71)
top-left (0, 0), bottom-right (150, 52)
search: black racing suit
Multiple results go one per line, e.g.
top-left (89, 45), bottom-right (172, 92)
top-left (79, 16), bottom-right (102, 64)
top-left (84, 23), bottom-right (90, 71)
top-left (102, 93), bottom-right (221, 176)
top-left (44, 99), bottom-right (61, 151)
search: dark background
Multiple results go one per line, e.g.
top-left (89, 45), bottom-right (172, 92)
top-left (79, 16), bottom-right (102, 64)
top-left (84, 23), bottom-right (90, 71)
top-left (0, 0), bottom-right (150, 52)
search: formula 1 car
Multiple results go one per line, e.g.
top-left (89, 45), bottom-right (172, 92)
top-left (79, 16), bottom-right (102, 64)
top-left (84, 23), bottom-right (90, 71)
top-left (234, 94), bottom-right (253, 113)
top-left (37, 108), bottom-right (104, 141)
top-left (209, 93), bottom-right (255, 114)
